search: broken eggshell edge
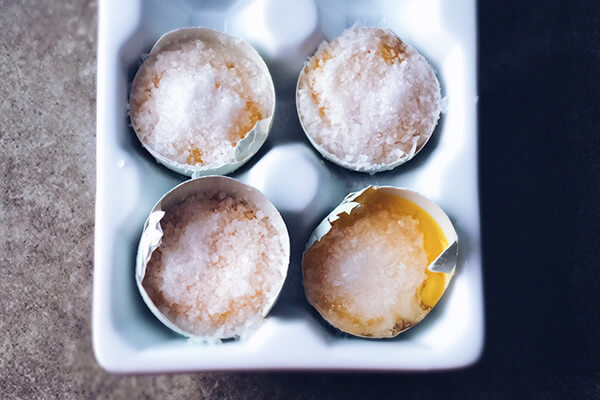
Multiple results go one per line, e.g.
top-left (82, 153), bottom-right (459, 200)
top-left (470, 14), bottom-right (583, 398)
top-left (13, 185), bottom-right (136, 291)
top-left (130, 27), bottom-right (276, 178)
top-left (295, 27), bottom-right (441, 174)
top-left (135, 176), bottom-right (291, 343)
top-left (302, 185), bottom-right (458, 338)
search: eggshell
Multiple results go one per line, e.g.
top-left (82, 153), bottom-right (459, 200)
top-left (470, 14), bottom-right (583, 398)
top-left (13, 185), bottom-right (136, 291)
top-left (302, 185), bottom-right (457, 338)
top-left (130, 28), bottom-right (276, 178)
top-left (136, 176), bottom-right (290, 342)
top-left (296, 27), bottom-right (441, 174)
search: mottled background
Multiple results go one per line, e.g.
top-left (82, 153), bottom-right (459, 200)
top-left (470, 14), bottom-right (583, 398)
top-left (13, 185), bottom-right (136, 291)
top-left (1, 0), bottom-right (599, 398)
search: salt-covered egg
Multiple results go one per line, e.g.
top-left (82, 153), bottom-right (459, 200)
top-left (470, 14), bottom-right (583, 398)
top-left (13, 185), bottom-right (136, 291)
top-left (302, 186), bottom-right (457, 338)
top-left (136, 176), bottom-right (290, 341)
top-left (130, 28), bottom-right (276, 177)
top-left (296, 27), bottom-right (442, 173)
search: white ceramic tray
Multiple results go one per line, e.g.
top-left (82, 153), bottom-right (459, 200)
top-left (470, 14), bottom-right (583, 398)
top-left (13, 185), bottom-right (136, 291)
top-left (94, 0), bottom-right (483, 372)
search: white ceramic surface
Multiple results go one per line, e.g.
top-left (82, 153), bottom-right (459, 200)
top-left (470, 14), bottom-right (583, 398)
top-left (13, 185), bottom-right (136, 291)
top-left (94, 0), bottom-right (483, 372)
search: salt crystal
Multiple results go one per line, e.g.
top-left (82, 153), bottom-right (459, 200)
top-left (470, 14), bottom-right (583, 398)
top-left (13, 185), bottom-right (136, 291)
top-left (303, 196), bottom-right (433, 338)
top-left (130, 38), bottom-right (274, 168)
top-left (142, 192), bottom-right (286, 339)
top-left (297, 27), bottom-right (441, 171)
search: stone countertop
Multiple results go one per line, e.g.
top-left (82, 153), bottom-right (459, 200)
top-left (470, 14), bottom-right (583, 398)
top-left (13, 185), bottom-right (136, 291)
top-left (1, 0), bottom-right (599, 398)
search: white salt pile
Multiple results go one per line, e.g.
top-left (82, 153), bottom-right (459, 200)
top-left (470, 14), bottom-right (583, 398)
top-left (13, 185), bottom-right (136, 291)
top-left (130, 37), bottom-right (273, 168)
top-left (142, 192), bottom-right (286, 339)
top-left (297, 27), bottom-right (441, 171)
top-left (303, 198), bottom-right (432, 337)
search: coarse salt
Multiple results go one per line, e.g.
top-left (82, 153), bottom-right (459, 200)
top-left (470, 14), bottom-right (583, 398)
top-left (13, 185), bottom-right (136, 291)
top-left (142, 192), bottom-right (286, 339)
top-left (297, 27), bottom-right (441, 171)
top-left (130, 37), bottom-right (273, 168)
top-left (303, 188), bottom-right (451, 338)
top-left (303, 208), bottom-right (428, 337)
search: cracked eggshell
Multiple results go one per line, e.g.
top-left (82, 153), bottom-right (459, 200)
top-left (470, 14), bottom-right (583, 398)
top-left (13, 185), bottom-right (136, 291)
top-left (130, 28), bottom-right (276, 178)
top-left (302, 186), bottom-right (458, 338)
top-left (295, 27), bottom-right (441, 174)
top-left (136, 176), bottom-right (290, 342)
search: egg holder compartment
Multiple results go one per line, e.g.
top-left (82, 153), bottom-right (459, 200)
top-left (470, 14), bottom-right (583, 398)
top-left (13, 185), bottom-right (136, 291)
top-left (94, 0), bottom-right (483, 372)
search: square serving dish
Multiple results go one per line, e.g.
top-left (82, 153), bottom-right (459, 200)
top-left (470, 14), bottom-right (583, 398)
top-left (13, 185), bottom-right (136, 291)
top-left (94, 0), bottom-right (483, 372)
